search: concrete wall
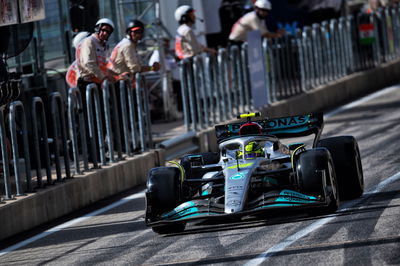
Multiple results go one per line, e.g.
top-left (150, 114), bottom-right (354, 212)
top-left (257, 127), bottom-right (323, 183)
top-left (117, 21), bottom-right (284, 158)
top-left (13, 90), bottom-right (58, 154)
top-left (1, 59), bottom-right (399, 241)
top-left (0, 151), bottom-right (164, 241)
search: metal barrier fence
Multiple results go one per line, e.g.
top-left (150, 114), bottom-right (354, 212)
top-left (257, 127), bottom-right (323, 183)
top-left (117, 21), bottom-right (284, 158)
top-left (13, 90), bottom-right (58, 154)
top-left (179, 7), bottom-right (400, 132)
top-left (0, 74), bottom-right (153, 202)
top-left (2, 7), bottom-right (400, 203)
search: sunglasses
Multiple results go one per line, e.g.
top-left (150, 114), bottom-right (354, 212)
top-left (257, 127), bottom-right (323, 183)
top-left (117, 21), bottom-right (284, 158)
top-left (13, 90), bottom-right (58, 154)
top-left (131, 29), bottom-right (144, 34)
top-left (100, 28), bottom-right (112, 34)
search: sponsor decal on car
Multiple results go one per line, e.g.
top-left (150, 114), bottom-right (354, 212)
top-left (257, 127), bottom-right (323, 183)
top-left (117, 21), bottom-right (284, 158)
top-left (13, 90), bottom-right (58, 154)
top-left (227, 199), bottom-right (241, 207)
top-left (229, 171), bottom-right (248, 180)
top-left (276, 190), bottom-right (318, 203)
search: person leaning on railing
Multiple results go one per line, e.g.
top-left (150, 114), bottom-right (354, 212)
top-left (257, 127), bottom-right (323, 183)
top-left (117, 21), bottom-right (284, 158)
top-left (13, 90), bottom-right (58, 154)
top-left (107, 19), bottom-right (160, 85)
top-left (107, 19), bottom-right (161, 152)
top-left (174, 5), bottom-right (217, 60)
top-left (75, 18), bottom-right (117, 161)
top-left (76, 18), bottom-right (116, 91)
top-left (228, 0), bottom-right (285, 46)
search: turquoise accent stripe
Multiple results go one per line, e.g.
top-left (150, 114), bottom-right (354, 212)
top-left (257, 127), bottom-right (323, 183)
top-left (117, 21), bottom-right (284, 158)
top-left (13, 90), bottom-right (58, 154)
top-left (256, 203), bottom-right (302, 209)
top-left (201, 190), bottom-right (209, 196)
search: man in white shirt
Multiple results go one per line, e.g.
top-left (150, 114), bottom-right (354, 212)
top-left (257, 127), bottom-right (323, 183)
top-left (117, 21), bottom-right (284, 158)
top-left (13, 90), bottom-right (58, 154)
top-left (174, 5), bottom-right (217, 60)
top-left (229, 0), bottom-right (284, 44)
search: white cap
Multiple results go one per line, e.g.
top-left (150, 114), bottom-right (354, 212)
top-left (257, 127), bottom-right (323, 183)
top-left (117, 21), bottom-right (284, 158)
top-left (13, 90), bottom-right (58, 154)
top-left (174, 5), bottom-right (193, 22)
top-left (254, 0), bottom-right (272, 10)
top-left (95, 18), bottom-right (115, 30)
top-left (72, 31), bottom-right (90, 48)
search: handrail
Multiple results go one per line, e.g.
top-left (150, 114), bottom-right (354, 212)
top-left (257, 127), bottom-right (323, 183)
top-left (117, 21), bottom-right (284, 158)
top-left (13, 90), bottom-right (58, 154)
top-left (31, 97), bottom-right (51, 186)
top-left (50, 92), bottom-right (71, 181)
top-left (9, 101), bottom-right (32, 195)
top-left (86, 83), bottom-right (105, 168)
top-left (68, 87), bottom-right (89, 174)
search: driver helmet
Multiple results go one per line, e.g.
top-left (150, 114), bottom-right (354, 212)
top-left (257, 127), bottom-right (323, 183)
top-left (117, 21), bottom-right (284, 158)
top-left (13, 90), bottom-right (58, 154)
top-left (237, 141), bottom-right (265, 159)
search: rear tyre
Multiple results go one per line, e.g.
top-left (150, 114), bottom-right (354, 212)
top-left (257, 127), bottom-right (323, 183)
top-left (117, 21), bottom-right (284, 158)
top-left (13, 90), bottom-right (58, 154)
top-left (318, 136), bottom-right (364, 200)
top-left (296, 148), bottom-right (339, 213)
top-left (146, 167), bottom-right (186, 234)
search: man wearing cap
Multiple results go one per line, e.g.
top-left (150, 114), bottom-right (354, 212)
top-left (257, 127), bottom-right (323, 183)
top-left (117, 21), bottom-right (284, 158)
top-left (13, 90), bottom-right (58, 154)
top-left (175, 5), bottom-right (217, 60)
top-left (75, 18), bottom-right (117, 162)
top-left (229, 0), bottom-right (284, 44)
top-left (108, 19), bottom-right (160, 83)
top-left (77, 18), bottom-right (116, 88)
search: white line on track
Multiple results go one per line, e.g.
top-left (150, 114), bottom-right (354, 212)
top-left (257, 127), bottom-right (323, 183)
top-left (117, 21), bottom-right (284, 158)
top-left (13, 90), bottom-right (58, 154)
top-left (0, 191), bottom-right (146, 257)
top-left (244, 171), bottom-right (400, 266)
top-left (245, 84), bottom-right (400, 266)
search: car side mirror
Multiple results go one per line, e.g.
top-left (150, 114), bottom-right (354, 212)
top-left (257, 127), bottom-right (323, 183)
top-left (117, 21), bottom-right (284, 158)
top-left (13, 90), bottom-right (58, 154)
top-left (188, 155), bottom-right (204, 167)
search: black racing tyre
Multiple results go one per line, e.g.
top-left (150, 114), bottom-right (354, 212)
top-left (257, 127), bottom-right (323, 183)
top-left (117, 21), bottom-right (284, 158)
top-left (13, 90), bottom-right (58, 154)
top-left (151, 223), bottom-right (186, 235)
top-left (296, 148), bottom-right (339, 213)
top-left (180, 152), bottom-right (220, 179)
top-left (317, 136), bottom-right (364, 200)
top-left (146, 167), bottom-right (182, 222)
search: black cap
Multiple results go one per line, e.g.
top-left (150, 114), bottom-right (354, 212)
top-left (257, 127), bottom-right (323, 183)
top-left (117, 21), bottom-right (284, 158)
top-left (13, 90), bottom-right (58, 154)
top-left (126, 19), bottom-right (145, 34)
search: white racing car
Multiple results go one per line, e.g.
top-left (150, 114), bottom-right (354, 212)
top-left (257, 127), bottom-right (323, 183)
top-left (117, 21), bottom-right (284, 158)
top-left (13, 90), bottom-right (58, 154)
top-left (145, 112), bottom-right (364, 234)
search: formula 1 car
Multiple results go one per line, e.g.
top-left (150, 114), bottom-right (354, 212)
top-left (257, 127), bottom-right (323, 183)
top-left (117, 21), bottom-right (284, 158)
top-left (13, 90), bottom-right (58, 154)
top-left (145, 113), bottom-right (364, 234)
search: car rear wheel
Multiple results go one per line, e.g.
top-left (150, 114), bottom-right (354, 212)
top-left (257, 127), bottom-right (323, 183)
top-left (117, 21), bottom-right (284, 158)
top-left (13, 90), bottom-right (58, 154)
top-left (296, 148), bottom-right (339, 213)
top-left (318, 136), bottom-right (364, 200)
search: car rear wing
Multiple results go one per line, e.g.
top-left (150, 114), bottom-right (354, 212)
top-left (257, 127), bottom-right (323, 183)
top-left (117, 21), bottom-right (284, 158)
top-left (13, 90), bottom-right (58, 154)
top-left (215, 113), bottom-right (324, 146)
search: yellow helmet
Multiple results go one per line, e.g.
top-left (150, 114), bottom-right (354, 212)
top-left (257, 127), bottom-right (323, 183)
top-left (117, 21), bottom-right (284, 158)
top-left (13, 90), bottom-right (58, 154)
top-left (237, 141), bottom-right (265, 159)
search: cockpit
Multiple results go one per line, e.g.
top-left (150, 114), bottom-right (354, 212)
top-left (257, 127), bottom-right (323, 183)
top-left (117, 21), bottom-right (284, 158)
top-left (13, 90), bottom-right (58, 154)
top-left (219, 136), bottom-right (285, 161)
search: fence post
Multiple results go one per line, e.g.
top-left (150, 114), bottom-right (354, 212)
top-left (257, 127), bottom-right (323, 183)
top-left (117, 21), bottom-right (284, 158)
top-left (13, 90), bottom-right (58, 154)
top-left (228, 48), bottom-right (239, 114)
top-left (311, 24), bottom-right (322, 87)
top-left (86, 83), bottom-right (104, 168)
top-left (217, 48), bottom-right (229, 121)
top-left (102, 80), bottom-right (123, 163)
top-left (297, 29), bottom-right (306, 92)
top-left (9, 101), bottom-right (32, 195)
top-left (240, 43), bottom-right (251, 112)
top-left (193, 55), bottom-right (208, 129)
top-left (31, 97), bottom-right (52, 187)
top-left (126, 81), bottom-right (139, 151)
top-left (135, 73), bottom-right (152, 152)
top-left (179, 59), bottom-right (191, 132)
top-left (0, 106), bottom-right (12, 200)
top-left (205, 54), bottom-right (216, 126)
top-left (50, 92), bottom-right (71, 181)
top-left (118, 80), bottom-right (132, 156)
top-left (68, 87), bottom-right (89, 174)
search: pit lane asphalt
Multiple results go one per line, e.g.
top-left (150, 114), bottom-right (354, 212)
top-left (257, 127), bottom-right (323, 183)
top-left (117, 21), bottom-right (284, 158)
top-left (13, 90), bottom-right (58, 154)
top-left (1, 85), bottom-right (400, 265)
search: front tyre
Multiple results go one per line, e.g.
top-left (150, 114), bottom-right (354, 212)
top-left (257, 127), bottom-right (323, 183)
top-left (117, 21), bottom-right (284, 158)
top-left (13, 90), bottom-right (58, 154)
top-left (296, 148), bottom-right (339, 213)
